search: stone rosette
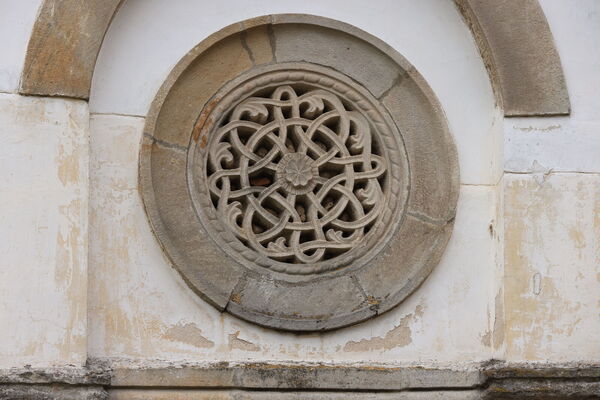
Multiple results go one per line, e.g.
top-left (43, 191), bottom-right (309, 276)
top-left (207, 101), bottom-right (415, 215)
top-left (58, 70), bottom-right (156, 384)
top-left (139, 14), bottom-right (459, 331)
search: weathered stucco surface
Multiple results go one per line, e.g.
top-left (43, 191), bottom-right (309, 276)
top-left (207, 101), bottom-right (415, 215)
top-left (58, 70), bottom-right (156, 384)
top-left (0, 93), bottom-right (89, 368)
top-left (84, 0), bottom-right (503, 364)
top-left (89, 113), bottom-right (498, 363)
top-left (504, 173), bottom-right (600, 361)
top-left (500, 0), bottom-right (600, 363)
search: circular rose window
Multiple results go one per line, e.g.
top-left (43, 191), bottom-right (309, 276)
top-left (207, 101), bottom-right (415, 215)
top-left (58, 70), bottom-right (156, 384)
top-left (188, 64), bottom-right (407, 276)
top-left (140, 15), bottom-right (458, 331)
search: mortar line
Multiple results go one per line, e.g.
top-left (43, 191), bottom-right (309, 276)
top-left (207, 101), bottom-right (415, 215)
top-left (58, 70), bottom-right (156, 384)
top-left (505, 170), bottom-right (600, 176)
top-left (90, 111), bottom-right (146, 119)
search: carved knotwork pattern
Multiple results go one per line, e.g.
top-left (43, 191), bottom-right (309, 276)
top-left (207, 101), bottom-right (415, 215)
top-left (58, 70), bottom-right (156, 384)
top-left (204, 83), bottom-right (387, 266)
top-left (190, 67), bottom-right (406, 275)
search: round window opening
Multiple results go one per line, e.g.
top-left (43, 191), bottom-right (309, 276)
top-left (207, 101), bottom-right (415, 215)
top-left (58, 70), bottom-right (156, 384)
top-left (140, 15), bottom-right (458, 331)
top-left (189, 65), bottom-right (407, 275)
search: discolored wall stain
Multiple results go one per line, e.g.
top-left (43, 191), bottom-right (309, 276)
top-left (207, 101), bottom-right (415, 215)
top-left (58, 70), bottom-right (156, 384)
top-left (163, 322), bottom-right (214, 349)
top-left (481, 285), bottom-right (505, 350)
top-left (228, 331), bottom-right (260, 352)
top-left (56, 106), bottom-right (87, 187)
top-left (569, 227), bottom-right (586, 253)
top-left (480, 330), bottom-right (492, 347)
top-left (55, 198), bottom-right (87, 360)
top-left (504, 174), bottom-right (599, 361)
top-left (343, 306), bottom-right (424, 352)
top-left (492, 290), bottom-right (505, 351)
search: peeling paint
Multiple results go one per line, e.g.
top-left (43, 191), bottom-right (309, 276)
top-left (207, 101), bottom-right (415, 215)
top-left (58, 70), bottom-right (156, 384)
top-left (343, 306), bottom-right (424, 352)
top-left (532, 273), bottom-right (542, 295)
top-left (228, 331), bottom-right (260, 352)
top-left (492, 290), bottom-right (504, 351)
top-left (530, 160), bottom-right (552, 185)
top-left (481, 330), bottom-right (492, 347)
top-left (163, 323), bottom-right (214, 349)
top-left (56, 197), bottom-right (87, 360)
top-left (568, 227), bottom-right (586, 252)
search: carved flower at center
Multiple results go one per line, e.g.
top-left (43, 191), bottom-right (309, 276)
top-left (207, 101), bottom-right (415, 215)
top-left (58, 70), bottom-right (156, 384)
top-left (279, 153), bottom-right (315, 188)
top-left (285, 158), bottom-right (312, 186)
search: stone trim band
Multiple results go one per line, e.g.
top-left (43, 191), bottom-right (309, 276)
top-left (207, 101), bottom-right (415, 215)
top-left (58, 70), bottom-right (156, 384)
top-left (1, 360), bottom-right (599, 399)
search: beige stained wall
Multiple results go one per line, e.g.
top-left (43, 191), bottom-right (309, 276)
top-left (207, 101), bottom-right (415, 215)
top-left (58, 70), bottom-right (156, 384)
top-left (0, 94), bottom-right (89, 368)
top-left (495, 171), bottom-right (600, 364)
top-left (86, 0), bottom-right (600, 365)
top-left (503, 173), bottom-right (600, 361)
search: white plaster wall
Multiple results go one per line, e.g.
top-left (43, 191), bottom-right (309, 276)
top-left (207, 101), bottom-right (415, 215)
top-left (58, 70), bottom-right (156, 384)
top-left (0, 93), bottom-right (89, 368)
top-left (1, 0), bottom-right (597, 369)
top-left (87, 0), bottom-right (502, 364)
top-left (89, 114), bottom-right (499, 363)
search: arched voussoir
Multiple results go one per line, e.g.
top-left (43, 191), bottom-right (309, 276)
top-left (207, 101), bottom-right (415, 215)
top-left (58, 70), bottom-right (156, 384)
top-left (19, 0), bottom-right (123, 100)
top-left (20, 0), bottom-right (570, 116)
top-left (455, 0), bottom-right (570, 116)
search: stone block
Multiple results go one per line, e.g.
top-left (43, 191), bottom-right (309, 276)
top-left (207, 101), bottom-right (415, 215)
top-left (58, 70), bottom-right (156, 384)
top-left (382, 76), bottom-right (459, 224)
top-left (19, 0), bottom-right (122, 99)
top-left (273, 23), bottom-right (403, 98)
top-left (228, 274), bottom-right (375, 331)
top-left (140, 139), bottom-right (244, 310)
top-left (149, 34), bottom-right (253, 148)
top-left (356, 215), bottom-right (453, 315)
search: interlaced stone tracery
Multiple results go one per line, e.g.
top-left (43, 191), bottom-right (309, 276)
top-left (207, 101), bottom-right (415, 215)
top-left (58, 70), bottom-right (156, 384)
top-left (204, 83), bottom-right (388, 265)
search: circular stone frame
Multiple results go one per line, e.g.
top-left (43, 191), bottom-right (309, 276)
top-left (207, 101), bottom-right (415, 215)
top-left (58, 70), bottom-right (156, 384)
top-left (139, 14), bottom-right (459, 332)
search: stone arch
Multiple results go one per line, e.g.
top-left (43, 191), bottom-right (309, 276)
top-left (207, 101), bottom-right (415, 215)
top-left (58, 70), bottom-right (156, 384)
top-left (19, 0), bottom-right (569, 116)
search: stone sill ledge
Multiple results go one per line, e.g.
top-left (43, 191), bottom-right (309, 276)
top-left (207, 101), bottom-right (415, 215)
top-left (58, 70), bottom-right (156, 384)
top-left (1, 359), bottom-right (599, 399)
